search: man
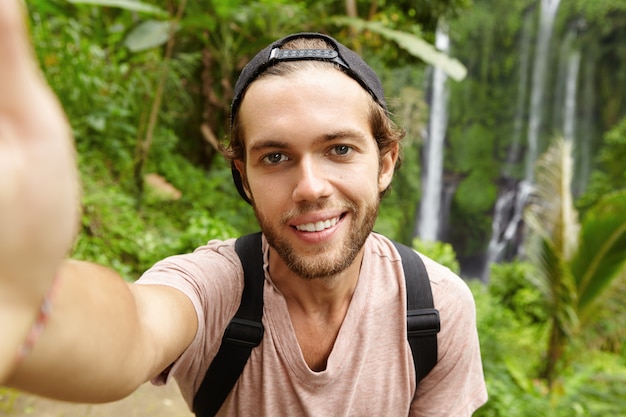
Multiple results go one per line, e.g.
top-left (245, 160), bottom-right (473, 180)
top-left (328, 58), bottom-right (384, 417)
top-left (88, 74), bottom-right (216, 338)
top-left (0, 1), bottom-right (487, 415)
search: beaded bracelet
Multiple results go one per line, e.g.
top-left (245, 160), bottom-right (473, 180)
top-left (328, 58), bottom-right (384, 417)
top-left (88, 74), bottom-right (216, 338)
top-left (15, 274), bottom-right (61, 363)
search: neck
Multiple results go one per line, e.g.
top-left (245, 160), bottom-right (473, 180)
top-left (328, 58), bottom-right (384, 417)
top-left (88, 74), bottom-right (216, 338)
top-left (268, 247), bottom-right (364, 315)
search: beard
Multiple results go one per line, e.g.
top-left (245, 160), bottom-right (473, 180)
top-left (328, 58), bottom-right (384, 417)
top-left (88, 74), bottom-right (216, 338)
top-left (253, 197), bottom-right (380, 280)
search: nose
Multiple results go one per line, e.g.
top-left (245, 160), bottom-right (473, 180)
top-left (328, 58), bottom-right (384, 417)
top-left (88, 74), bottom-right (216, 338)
top-left (291, 156), bottom-right (332, 202)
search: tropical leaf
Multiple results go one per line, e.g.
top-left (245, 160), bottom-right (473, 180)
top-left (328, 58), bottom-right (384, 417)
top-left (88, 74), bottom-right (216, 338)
top-left (526, 234), bottom-right (578, 334)
top-left (124, 19), bottom-right (176, 52)
top-left (524, 138), bottom-right (582, 383)
top-left (526, 138), bottom-right (579, 260)
top-left (570, 190), bottom-right (626, 317)
top-left (332, 17), bottom-right (467, 81)
top-left (525, 137), bottom-right (626, 385)
top-left (525, 139), bottom-right (580, 320)
top-left (66, 0), bottom-right (168, 17)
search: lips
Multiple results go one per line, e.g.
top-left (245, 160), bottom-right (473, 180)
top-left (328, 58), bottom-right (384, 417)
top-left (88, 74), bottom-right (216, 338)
top-left (294, 216), bottom-right (340, 232)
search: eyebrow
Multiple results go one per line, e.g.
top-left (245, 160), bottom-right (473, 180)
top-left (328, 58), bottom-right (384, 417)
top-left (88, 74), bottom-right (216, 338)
top-left (248, 140), bottom-right (288, 153)
top-left (247, 129), bottom-right (369, 154)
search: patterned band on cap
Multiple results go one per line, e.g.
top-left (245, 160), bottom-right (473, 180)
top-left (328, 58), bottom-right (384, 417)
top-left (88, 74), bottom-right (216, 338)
top-left (231, 32), bottom-right (387, 126)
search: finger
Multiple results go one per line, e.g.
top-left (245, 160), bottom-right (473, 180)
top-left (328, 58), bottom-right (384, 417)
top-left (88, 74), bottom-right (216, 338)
top-left (0, 0), bottom-right (43, 110)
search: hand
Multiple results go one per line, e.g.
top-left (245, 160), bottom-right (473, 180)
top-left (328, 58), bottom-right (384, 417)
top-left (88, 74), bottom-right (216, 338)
top-left (0, 0), bottom-right (81, 375)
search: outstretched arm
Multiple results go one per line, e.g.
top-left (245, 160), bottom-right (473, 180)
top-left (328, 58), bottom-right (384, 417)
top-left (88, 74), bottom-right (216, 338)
top-left (0, 0), bottom-right (197, 402)
top-left (8, 260), bottom-right (198, 403)
top-left (0, 0), bottom-right (80, 383)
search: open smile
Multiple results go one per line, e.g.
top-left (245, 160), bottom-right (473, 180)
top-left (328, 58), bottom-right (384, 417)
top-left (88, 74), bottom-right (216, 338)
top-left (293, 214), bottom-right (344, 232)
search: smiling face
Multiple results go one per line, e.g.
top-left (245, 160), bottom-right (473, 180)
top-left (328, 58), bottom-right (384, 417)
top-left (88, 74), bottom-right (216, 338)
top-left (235, 68), bottom-right (397, 280)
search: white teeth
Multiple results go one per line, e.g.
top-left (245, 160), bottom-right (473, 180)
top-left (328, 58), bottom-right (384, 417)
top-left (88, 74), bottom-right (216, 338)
top-left (295, 217), bottom-right (339, 232)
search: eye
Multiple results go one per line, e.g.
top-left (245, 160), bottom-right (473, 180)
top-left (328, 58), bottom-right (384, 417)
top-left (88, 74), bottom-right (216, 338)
top-left (262, 152), bottom-right (289, 164)
top-left (330, 145), bottom-right (352, 156)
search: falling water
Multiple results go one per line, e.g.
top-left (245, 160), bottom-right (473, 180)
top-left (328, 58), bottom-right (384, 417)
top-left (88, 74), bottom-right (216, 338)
top-left (418, 27), bottom-right (450, 242)
top-left (481, 11), bottom-right (534, 279)
top-left (575, 55), bottom-right (595, 195)
top-left (552, 28), bottom-right (581, 144)
top-left (554, 27), bottom-right (583, 193)
top-left (482, 180), bottom-right (534, 279)
top-left (563, 50), bottom-right (581, 142)
top-left (525, 0), bottom-right (562, 181)
top-left (507, 11), bottom-right (535, 170)
top-left (481, 0), bottom-right (562, 280)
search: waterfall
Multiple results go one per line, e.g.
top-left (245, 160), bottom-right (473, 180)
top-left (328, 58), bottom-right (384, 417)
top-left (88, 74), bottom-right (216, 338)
top-left (576, 54), bottom-right (595, 195)
top-left (481, 10), bottom-right (534, 280)
top-left (553, 28), bottom-right (581, 144)
top-left (525, 0), bottom-right (562, 181)
top-left (418, 27), bottom-right (450, 242)
top-left (507, 11), bottom-right (535, 170)
top-left (481, 0), bottom-right (562, 280)
top-left (563, 50), bottom-right (581, 142)
top-left (482, 180), bottom-right (534, 278)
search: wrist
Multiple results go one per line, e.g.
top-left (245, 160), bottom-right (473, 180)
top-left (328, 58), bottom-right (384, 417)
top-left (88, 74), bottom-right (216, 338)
top-left (15, 273), bottom-right (60, 361)
top-left (0, 273), bottom-right (60, 383)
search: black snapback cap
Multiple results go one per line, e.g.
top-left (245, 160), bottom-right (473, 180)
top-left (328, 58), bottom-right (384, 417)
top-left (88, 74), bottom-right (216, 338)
top-left (230, 32), bottom-right (387, 204)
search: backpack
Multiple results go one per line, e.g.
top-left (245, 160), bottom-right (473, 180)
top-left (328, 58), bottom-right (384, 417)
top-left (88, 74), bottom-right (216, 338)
top-left (192, 232), bottom-right (440, 417)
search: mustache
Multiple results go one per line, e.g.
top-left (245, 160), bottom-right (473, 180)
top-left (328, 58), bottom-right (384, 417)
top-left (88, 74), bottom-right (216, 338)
top-left (278, 200), bottom-right (358, 224)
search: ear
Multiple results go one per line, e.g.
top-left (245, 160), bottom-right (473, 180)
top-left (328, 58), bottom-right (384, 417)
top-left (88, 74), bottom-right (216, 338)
top-left (378, 144), bottom-right (399, 193)
top-left (234, 159), bottom-right (253, 201)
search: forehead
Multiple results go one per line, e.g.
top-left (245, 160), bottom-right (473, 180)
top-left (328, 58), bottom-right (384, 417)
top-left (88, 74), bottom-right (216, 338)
top-left (238, 67), bottom-right (372, 142)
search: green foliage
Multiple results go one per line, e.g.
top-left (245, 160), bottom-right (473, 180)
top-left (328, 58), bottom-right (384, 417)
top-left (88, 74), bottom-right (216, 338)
top-left (470, 280), bottom-right (547, 417)
top-left (597, 116), bottom-right (626, 189)
top-left (68, 0), bottom-right (168, 16)
top-left (559, 0), bottom-right (626, 27)
top-left (488, 261), bottom-right (546, 324)
top-left (472, 266), bottom-right (626, 417)
top-left (71, 147), bottom-right (246, 281)
top-left (411, 238), bottom-right (460, 274)
top-left (579, 116), bottom-right (626, 210)
top-left (473, 135), bottom-right (626, 412)
top-left (333, 17), bottom-right (467, 80)
top-left (454, 171), bottom-right (498, 213)
top-left (523, 139), bottom-right (626, 387)
top-left (298, 0), bottom-right (471, 34)
top-left (571, 190), bottom-right (626, 318)
top-left (26, 2), bottom-right (257, 281)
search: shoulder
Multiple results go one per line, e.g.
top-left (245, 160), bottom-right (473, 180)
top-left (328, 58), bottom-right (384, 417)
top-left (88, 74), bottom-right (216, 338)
top-left (418, 253), bottom-right (476, 314)
top-left (136, 238), bottom-right (243, 288)
top-left (405, 252), bottom-right (487, 415)
top-left (367, 233), bottom-right (473, 309)
top-left (134, 238), bottom-right (247, 400)
top-left (135, 237), bottom-right (245, 333)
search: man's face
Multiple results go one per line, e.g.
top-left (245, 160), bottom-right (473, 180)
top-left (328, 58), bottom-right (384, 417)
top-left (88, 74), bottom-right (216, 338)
top-left (235, 68), bottom-right (397, 279)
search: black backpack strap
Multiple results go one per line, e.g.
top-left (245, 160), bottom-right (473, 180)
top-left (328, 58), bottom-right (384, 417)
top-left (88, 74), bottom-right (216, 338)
top-left (392, 241), bottom-right (440, 383)
top-left (192, 232), bottom-right (265, 417)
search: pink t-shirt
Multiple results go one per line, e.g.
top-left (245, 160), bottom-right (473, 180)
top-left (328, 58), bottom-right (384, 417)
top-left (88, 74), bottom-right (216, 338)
top-left (136, 233), bottom-right (487, 416)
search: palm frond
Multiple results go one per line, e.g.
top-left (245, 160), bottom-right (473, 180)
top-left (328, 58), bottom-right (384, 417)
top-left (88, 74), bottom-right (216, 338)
top-left (526, 138), bottom-right (579, 260)
top-left (524, 138), bottom-right (581, 339)
top-left (570, 190), bottom-right (626, 319)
